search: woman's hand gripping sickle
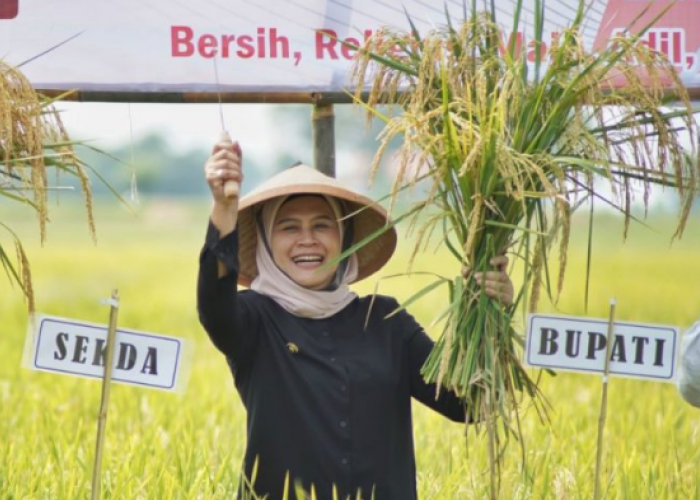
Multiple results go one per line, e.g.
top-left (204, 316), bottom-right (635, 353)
top-left (205, 137), bottom-right (243, 206)
top-left (205, 138), bottom-right (244, 279)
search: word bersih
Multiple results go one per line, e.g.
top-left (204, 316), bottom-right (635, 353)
top-left (171, 26), bottom-right (378, 64)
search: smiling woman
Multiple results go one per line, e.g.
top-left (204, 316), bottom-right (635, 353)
top-left (197, 138), bottom-right (515, 500)
top-left (269, 195), bottom-right (343, 291)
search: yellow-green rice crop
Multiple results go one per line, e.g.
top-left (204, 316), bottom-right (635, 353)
top-left (1, 201), bottom-right (699, 499)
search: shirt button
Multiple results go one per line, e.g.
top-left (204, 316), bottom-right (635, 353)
top-left (341, 458), bottom-right (349, 465)
top-left (322, 331), bottom-right (330, 337)
top-left (340, 384), bottom-right (347, 392)
top-left (340, 420), bottom-right (348, 428)
top-left (330, 357), bottom-right (337, 363)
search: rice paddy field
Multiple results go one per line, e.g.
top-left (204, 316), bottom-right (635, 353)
top-left (1, 200), bottom-right (699, 499)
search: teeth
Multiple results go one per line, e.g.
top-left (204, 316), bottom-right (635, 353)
top-left (294, 256), bottom-right (323, 263)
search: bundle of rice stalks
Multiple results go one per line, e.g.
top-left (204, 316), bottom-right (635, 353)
top-left (346, 0), bottom-right (700, 491)
top-left (0, 60), bottom-right (95, 310)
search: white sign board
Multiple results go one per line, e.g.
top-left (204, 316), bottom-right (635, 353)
top-left (526, 314), bottom-right (679, 382)
top-left (24, 314), bottom-right (190, 392)
top-left (3, 1), bottom-right (700, 97)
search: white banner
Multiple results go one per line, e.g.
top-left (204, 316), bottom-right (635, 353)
top-left (23, 314), bottom-right (191, 392)
top-left (525, 314), bottom-right (680, 382)
top-left (3, 1), bottom-right (700, 98)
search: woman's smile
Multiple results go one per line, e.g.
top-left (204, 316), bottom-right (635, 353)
top-left (291, 253), bottom-right (325, 267)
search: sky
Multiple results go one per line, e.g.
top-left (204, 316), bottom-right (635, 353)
top-left (57, 101), bottom-right (280, 161)
top-left (55, 101), bottom-right (387, 194)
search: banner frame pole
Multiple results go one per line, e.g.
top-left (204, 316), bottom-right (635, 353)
top-left (36, 88), bottom-right (700, 105)
top-left (312, 102), bottom-right (336, 177)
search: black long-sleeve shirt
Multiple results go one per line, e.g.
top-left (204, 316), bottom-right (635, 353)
top-left (197, 223), bottom-right (466, 500)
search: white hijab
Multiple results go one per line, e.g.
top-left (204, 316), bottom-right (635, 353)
top-left (250, 195), bottom-right (359, 319)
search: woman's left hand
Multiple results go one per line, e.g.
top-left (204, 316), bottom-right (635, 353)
top-left (462, 256), bottom-right (514, 306)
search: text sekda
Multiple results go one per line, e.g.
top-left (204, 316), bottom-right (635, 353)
top-left (53, 332), bottom-right (158, 375)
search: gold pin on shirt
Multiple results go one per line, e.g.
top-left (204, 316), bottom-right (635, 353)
top-left (286, 342), bottom-right (299, 354)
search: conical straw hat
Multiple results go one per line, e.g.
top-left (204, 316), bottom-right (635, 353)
top-left (236, 164), bottom-right (397, 288)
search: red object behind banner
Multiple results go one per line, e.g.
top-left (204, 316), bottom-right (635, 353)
top-left (0, 0), bottom-right (18, 20)
top-left (595, 0), bottom-right (700, 73)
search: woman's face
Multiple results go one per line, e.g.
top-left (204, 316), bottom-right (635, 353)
top-left (270, 195), bottom-right (342, 290)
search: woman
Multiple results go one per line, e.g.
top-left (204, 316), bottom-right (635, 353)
top-left (198, 140), bottom-right (514, 500)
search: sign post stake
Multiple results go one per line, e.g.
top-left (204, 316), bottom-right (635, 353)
top-left (91, 289), bottom-right (120, 500)
top-left (312, 103), bottom-right (336, 177)
top-left (594, 298), bottom-right (616, 500)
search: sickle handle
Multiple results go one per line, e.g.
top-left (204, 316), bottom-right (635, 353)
top-left (219, 130), bottom-right (240, 200)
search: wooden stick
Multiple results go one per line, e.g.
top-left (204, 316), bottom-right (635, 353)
top-left (487, 330), bottom-right (499, 500)
top-left (212, 59), bottom-right (239, 200)
top-left (312, 103), bottom-right (336, 177)
top-left (486, 410), bottom-right (497, 500)
top-left (594, 298), bottom-right (617, 500)
top-left (91, 290), bottom-right (120, 500)
top-left (219, 130), bottom-right (240, 200)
